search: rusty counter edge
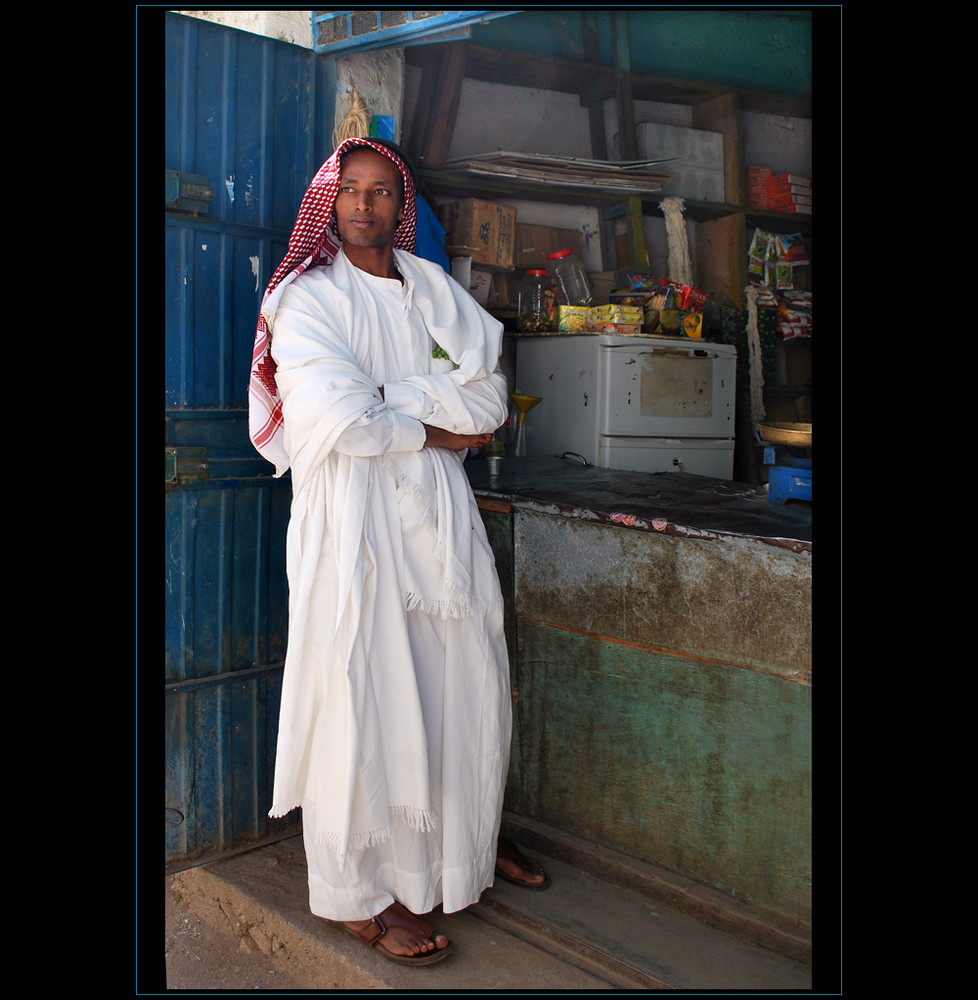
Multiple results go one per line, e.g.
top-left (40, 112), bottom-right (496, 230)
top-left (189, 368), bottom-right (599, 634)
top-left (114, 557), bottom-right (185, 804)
top-left (467, 457), bottom-right (811, 554)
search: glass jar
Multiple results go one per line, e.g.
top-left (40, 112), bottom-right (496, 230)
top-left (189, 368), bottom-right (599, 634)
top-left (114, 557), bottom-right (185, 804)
top-left (546, 247), bottom-right (593, 306)
top-left (517, 269), bottom-right (557, 332)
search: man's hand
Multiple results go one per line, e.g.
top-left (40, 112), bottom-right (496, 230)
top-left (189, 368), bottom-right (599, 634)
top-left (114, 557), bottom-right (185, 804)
top-left (423, 425), bottom-right (493, 452)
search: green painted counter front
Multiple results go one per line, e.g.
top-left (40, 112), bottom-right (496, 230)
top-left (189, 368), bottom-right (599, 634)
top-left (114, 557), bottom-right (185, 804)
top-left (513, 615), bottom-right (810, 919)
top-left (471, 464), bottom-right (812, 928)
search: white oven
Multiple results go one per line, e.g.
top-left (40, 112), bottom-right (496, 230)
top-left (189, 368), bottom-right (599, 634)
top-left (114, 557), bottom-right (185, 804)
top-left (514, 334), bottom-right (737, 478)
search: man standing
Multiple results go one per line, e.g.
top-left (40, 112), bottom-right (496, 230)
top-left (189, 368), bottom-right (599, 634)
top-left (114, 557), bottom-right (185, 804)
top-left (249, 138), bottom-right (545, 966)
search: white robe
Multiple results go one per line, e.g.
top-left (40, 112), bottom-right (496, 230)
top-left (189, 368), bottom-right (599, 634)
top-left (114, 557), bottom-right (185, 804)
top-left (266, 247), bottom-right (511, 919)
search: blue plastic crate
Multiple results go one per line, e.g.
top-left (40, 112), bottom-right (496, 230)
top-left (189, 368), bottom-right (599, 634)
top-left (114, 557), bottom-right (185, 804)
top-left (767, 463), bottom-right (812, 505)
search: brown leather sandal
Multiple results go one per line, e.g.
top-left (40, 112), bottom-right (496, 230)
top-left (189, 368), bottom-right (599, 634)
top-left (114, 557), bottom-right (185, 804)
top-left (344, 901), bottom-right (454, 966)
top-left (494, 837), bottom-right (552, 890)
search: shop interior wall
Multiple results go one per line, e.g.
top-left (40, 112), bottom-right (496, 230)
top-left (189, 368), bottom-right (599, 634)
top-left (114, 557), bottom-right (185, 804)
top-left (469, 10), bottom-right (812, 100)
top-left (401, 69), bottom-right (812, 282)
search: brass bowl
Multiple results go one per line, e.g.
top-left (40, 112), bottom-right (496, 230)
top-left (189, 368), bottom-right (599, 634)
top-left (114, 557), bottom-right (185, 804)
top-left (759, 422), bottom-right (812, 447)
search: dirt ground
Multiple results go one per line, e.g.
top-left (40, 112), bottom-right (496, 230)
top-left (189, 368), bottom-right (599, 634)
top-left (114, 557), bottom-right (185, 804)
top-left (163, 880), bottom-right (309, 991)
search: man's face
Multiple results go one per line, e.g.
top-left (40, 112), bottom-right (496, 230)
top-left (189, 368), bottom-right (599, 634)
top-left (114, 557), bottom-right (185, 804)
top-left (333, 148), bottom-right (405, 250)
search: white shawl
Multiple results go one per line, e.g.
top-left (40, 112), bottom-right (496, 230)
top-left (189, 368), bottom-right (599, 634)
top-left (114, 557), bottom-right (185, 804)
top-left (265, 247), bottom-right (507, 864)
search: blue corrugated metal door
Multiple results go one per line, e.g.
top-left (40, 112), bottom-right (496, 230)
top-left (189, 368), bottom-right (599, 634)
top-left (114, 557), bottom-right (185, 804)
top-left (164, 12), bottom-right (333, 869)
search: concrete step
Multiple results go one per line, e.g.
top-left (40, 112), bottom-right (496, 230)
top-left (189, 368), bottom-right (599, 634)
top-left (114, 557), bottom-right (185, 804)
top-left (498, 812), bottom-right (812, 970)
top-left (165, 817), bottom-right (812, 991)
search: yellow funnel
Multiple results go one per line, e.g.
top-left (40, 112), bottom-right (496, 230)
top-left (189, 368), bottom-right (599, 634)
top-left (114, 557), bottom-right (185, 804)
top-left (509, 393), bottom-right (541, 457)
top-left (510, 393), bottom-right (542, 426)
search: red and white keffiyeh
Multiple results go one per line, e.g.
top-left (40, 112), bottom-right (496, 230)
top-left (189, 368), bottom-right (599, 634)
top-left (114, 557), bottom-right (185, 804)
top-left (249, 138), bottom-right (419, 475)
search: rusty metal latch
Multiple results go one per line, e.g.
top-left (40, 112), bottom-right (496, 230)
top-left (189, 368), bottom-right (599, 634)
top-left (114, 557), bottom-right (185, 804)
top-left (166, 447), bottom-right (208, 486)
top-left (165, 170), bottom-right (213, 214)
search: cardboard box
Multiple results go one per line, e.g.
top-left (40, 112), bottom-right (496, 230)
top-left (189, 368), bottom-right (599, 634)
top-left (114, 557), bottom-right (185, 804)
top-left (767, 182), bottom-right (811, 198)
top-left (438, 198), bottom-right (516, 269)
top-left (467, 267), bottom-right (495, 306)
top-left (514, 225), bottom-right (583, 269)
top-left (557, 305), bottom-right (589, 332)
top-left (586, 322), bottom-right (643, 336)
top-left (747, 172), bottom-right (813, 212)
top-left (770, 173), bottom-right (811, 188)
top-left (492, 271), bottom-right (517, 308)
top-left (610, 291), bottom-right (659, 332)
top-left (637, 122), bottom-right (723, 169)
top-left (585, 304), bottom-right (643, 335)
top-left (769, 195), bottom-right (812, 211)
top-left (587, 271), bottom-right (617, 304)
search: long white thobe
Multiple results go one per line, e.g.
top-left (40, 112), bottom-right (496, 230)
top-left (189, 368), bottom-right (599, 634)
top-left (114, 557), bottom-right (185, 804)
top-left (266, 246), bottom-right (511, 919)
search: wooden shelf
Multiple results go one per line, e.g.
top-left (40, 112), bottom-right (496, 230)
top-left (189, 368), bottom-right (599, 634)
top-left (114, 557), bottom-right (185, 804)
top-left (418, 166), bottom-right (666, 209)
top-left (407, 39), bottom-right (811, 298)
top-left (742, 208), bottom-right (814, 237)
top-left (406, 36), bottom-right (810, 487)
top-left (421, 167), bottom-right (812, 238)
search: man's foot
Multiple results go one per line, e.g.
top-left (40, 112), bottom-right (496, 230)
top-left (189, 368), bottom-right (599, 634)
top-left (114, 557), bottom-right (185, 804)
top-left (495, 835), bottom-right (552, 890)
top-left (343, 901), bottom-right (453, 965)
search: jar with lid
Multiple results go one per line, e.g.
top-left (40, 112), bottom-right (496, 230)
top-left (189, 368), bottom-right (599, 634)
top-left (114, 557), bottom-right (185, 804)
top-left (546, 247), bottom-right (593, 306)
top-left (517, 269), bottom-right (557, 332)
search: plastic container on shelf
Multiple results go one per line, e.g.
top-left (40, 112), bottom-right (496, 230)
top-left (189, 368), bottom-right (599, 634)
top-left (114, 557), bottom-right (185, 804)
top-left (546, 247), bottom-right (593, 307)
top-left (517, 269), bottom-right (557, 332)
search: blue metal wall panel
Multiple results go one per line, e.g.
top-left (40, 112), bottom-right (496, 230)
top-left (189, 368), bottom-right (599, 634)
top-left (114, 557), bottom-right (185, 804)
top-left (164, 483), bottom-right (289, 683)
top-left (165, 667), bottom-right (291, 865)
top-left (164, 11), bottom-right (333, 867)
top-left (165, 12), bottom-right (330, 231)
top-left (165, 219), bottom-right (292, 416)
top-left (164, 480), bottom-right (293, 867)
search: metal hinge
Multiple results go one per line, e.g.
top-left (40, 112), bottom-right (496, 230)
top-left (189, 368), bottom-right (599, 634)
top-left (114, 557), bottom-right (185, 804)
top-left (165, 447), bottom-right (208, 486)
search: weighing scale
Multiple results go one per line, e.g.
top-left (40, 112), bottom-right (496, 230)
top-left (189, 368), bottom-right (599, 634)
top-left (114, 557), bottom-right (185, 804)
top-left (759, 422), bottom-right (812, 505)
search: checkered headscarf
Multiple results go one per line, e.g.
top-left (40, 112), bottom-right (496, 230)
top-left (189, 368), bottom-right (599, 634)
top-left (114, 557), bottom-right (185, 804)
top-left (249, 138), bottom-right (419, 473)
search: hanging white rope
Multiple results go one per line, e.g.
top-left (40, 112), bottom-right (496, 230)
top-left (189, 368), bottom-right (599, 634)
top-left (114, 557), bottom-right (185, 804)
top-left (660, 196), bottom-right (692, 287)
top-left (332, 88), bottom-right (373, 148)
top-left (744, 285), bottom-right (767, 433)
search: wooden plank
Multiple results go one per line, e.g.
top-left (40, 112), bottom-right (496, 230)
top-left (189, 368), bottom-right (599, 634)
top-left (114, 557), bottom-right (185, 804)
top-left (625, 195), bottom-right (649, 268)
top-left (409, 42), bottom-right (467, 167)
top-left (457, 41), bottom-right (614, 96)
top-left (476, 496), bottom-right (513, 514)
top-left (691, 92), bottom-right (744, 207)
top-left (613, 14), bottom-right (637, 162)
top-left (428, 42), bottom-right (466, 166)
top-left (695, 212), bottom-right (745, 305)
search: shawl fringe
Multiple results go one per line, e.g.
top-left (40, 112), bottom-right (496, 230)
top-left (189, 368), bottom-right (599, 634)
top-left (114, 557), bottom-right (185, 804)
top-left (404, 590), bottom-right (471, 620)
top-left (268, 797), bottom-right (305, 821)
top-left (271, 800), bottom-right (441, 855)
top-left (390, 803), bottom-right (439, 832)
top-left (385, 455), bottom-right (439, 541)
top-left (384, 454), bottom-right (473, 619)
